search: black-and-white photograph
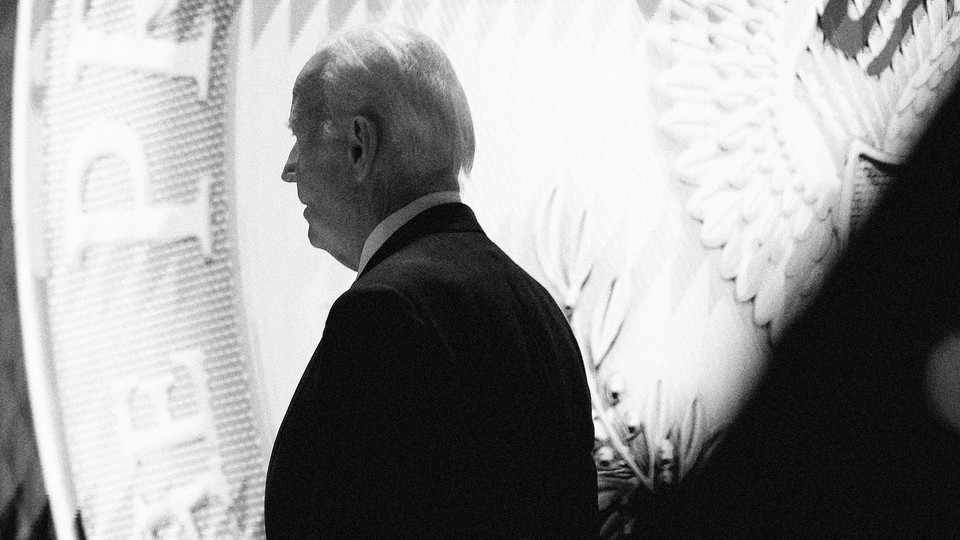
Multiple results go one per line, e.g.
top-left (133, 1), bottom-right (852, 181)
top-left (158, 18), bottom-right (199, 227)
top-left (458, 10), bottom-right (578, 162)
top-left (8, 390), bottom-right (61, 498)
top-left (2, 0), bottom-right (960, 538)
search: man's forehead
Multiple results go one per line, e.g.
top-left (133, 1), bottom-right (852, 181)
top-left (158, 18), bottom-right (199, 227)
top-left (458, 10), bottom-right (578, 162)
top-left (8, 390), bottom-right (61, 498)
top-left (291, 73), bottom-right (308, 98)
top-left (288, 51), bottom-right (332, 132)
top-left (293, 53), bottom-right (325, 94)
top-left (289, 59), bottom-right (318, 119)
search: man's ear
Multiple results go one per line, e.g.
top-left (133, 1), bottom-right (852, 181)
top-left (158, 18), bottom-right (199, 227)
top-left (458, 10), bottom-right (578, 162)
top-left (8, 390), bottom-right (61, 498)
top-left (349, 116), bottom-right (377, 182)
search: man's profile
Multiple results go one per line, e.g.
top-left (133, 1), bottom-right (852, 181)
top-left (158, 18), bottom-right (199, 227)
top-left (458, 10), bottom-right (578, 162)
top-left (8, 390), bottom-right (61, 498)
top-left (264, 25), bottom-right (597, 539)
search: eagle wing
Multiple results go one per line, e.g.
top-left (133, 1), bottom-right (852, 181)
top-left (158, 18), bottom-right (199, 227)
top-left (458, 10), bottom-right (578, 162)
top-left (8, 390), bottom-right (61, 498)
top-left (654, 0), bottom-right (842, 337)
top-left (654, 0), bottom-right (960, 337)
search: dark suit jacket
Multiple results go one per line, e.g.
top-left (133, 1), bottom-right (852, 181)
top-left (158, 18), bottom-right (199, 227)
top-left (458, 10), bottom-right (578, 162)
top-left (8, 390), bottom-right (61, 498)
top-left (265, 203), bottom-right (598, 539)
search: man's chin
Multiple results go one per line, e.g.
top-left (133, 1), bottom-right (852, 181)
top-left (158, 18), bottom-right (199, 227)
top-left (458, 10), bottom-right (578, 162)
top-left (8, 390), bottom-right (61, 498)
top-left (307, 230), bottom-right (322, 249)
top-left (307, 229), bottom-right (356, 270)
top-left (306, 220), bottom-right (324, 248)
top-left (308, 233), bottom-right (334, 261)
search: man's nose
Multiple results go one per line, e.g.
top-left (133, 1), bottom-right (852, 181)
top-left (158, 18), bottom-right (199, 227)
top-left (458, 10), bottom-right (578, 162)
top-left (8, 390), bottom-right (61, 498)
top-left (281, 141), bottom-right (298, 183)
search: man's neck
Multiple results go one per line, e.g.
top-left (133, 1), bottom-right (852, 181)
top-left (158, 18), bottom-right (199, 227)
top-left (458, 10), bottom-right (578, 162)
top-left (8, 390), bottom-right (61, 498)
top-left (356, 190), bottom-right (462, 274)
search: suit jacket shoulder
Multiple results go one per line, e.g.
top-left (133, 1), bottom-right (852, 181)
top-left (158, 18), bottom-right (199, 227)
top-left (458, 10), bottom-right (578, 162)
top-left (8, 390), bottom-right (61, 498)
top-left (265, 203), bottom-right (598, 539)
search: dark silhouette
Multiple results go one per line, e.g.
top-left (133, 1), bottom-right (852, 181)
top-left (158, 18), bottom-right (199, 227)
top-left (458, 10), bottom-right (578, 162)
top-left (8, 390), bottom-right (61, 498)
top-left (265, 26), bottom-right (597, 539)
top-left (663, 80), bottom-right (960, 537)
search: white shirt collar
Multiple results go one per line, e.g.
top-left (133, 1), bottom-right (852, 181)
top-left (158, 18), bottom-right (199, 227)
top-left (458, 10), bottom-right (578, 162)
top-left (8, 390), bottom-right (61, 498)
top-left (357, 191), bottom-right (462, 275)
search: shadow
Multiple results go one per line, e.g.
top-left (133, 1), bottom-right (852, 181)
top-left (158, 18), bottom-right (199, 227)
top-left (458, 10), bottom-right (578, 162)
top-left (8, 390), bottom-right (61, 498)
top-left (662, 79), bottom-right (960, 537)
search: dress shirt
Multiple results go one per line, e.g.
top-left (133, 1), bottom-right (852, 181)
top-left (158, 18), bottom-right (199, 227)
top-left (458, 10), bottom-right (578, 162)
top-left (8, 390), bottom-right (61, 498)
top-left (357, 190), bottom-right (462, 274)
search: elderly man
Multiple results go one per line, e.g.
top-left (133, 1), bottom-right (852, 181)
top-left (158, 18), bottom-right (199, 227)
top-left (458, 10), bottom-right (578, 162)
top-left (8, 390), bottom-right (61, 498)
top-left (264, 25), bottom-right (597, 539)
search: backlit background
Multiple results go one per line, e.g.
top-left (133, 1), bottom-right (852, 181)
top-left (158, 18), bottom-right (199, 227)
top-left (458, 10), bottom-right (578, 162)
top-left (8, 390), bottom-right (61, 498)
top-left (4, 0), bottom-right (959, 538)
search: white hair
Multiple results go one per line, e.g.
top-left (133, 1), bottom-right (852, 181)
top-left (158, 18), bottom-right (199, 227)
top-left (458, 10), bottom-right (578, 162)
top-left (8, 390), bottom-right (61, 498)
top-left (296, 25), bottom-right (475, 182)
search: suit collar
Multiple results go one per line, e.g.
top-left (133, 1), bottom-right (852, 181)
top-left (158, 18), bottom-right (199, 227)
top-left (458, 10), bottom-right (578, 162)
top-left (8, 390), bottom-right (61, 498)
top-left (357, 191), bottom-right (461, 275)
top-left (357, 202), bottom-right (483, 279)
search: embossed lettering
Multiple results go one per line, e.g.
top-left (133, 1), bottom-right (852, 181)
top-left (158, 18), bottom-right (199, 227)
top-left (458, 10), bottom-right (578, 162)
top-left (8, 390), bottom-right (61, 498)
top-left (820, 0), bottom-right (926, 75)
top-left (67, 0), bottom-right (215, 97)
top-left (62, 120), bottom-right (213, 267)
top-left (114, 350), bottom-right (228, 539)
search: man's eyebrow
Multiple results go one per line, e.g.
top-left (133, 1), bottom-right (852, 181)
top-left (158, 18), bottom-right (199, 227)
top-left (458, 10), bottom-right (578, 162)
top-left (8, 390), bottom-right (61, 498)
top-left (287, 101), bottom-right (300, 133)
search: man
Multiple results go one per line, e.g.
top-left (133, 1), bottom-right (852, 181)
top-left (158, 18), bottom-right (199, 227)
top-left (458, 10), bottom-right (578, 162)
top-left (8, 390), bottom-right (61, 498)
top-left (264, 25), bottom-right (598, 539)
